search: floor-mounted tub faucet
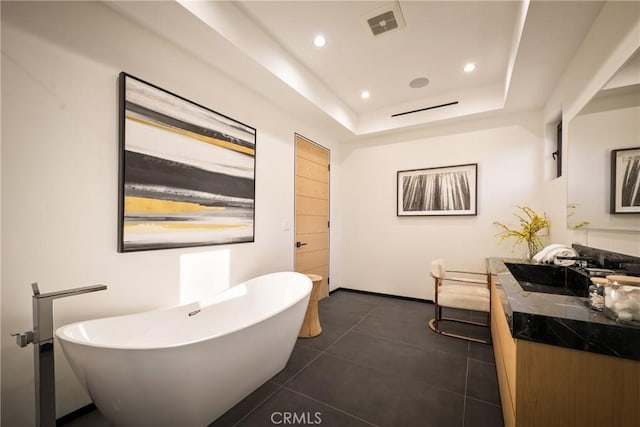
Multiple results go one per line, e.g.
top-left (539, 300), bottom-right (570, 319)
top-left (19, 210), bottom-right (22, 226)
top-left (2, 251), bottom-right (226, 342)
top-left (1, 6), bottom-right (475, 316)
top-left (11, 282), bottom-right (107, 427)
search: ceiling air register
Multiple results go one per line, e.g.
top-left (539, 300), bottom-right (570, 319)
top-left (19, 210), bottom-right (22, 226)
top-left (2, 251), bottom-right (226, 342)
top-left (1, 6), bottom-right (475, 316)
top-left (364, 1), bottom-right (406, 37)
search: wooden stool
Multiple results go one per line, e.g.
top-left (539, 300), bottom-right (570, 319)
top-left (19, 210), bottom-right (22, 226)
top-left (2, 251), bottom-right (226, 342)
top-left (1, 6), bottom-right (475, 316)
top-left (298, 274), bottom-right (323, 338)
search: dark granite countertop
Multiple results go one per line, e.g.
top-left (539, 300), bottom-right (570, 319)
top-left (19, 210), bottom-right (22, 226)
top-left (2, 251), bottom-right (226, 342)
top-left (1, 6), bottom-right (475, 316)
top-left (487, 257), bottom-right (640, 361)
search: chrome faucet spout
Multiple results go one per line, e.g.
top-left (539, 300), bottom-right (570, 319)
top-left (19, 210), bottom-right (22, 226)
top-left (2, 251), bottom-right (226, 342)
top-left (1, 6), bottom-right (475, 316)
top-left (32, 283), bottom-right (107, 343)
top-left (32, 283), bottom-right (107, 301)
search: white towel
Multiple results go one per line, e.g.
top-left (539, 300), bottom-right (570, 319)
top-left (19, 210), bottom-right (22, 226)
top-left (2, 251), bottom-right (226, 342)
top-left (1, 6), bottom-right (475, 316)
top-left (532, 244), bottom-right (578, 265)
top-left (532, 244), bottom-right (567, 263)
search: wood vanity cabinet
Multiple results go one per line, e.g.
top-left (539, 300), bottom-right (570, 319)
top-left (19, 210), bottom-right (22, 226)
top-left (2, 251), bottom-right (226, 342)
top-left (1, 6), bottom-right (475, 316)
top-left (490, 277), bottom-right (640, 427)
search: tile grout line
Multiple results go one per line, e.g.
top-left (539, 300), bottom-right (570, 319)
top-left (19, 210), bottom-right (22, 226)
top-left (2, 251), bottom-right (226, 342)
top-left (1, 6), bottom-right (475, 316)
top-left (263, 301), bottom-right (386, 426)
top-left (462, 354), bottom-right (470, 427)
top-left (277, 349), bottom-right (324, 388)
top-left (346, 327), bottom-right (468, 359)
top-left (320, 350), bottom-right (469, 401)
top-left (303, 298), bottom-right (475, 400)
top-left (223, 304), bottom-right (380, 427)
top-left (468, 357), bottom-right (497, 367)
top-left (283, 299), bottom-right (475, 421)
top-left (244, 300), bottom-right (381, 426)
top-left (235, 297), bottom-right (495, 426)
top-left (322, 312), bottom-right (374, 353)
top-left (281, 385), bottom-right (380, 427)
top-left (465, 395), bottom-right (503, 409)
top-left (227, 383), bottom-right (284, 427)
top-left (350, 322), bottom-right (469, 359)
top-left (316, 297), bottom-right (383, 354)
top-left (277, 306), bottom-right (375, 388)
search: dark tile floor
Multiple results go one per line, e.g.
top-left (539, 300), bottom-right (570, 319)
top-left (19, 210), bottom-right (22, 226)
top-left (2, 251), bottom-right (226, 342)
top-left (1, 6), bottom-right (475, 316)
top-left (61, 290), bottom-right (503, 427)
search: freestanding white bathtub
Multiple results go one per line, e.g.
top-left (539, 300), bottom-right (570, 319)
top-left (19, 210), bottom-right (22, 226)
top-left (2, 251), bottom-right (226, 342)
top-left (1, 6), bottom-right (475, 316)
top-left (56, 272), bottom-right (312, 427)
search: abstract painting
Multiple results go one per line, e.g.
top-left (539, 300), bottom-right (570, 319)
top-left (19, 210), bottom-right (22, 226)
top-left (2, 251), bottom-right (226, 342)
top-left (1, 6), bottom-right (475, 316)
top-left (118, 73), bottom-right (256, 251)
top-left (397, 163), bottom-right (477, 216)
top-left (611, 147), bottom-right (640, 214)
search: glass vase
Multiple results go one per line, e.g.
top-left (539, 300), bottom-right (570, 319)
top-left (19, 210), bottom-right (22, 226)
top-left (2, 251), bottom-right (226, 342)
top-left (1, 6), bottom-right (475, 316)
top-left (527, 240), bottom-right (540, 259)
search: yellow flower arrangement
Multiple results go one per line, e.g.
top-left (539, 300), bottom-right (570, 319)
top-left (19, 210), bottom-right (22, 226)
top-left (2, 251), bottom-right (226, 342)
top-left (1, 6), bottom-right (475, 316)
top-left (493, 206), bottom-right (550, 257)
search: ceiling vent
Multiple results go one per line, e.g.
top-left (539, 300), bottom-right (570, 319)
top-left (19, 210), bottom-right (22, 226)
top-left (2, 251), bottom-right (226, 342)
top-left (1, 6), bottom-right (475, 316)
top-left (363, 1), bottom-right (406, 37)
top-left (391, 101), bottom-right (459, 118)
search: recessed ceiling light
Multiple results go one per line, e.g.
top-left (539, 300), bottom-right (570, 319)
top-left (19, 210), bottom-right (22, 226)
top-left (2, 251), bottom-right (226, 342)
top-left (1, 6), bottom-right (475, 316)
top-left (464, 63), bottom-right (476, 73)
top-left (409, 77), bottom-right (429, 88)
top-left (313, 34), bottom-right (326, 47)
top-left (361, 90), bottom-right (370, 100)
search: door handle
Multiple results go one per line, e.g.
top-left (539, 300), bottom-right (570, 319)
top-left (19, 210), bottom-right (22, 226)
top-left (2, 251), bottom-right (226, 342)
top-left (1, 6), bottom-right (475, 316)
top-left (296, 241), bottom-right (307, 248)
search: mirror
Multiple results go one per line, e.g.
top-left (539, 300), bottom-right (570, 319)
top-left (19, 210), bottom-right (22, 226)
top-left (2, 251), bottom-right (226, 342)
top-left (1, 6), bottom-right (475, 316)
top-left (567, 48), bottom-right (640, 232)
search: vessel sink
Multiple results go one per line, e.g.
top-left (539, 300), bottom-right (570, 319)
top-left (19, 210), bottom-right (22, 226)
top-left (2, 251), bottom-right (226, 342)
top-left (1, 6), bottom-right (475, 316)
top-left (504, 262), bottom-right (590, 297)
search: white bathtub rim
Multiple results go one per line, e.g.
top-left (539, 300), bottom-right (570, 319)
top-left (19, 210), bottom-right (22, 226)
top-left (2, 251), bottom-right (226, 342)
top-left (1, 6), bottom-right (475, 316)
top-left (55, 271), bottom-right (312, 351)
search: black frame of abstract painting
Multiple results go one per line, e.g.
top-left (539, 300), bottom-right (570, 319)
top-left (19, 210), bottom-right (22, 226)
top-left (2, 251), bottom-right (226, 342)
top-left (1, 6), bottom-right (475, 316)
top-left (397, 163), bottom-right (477, 216)
top-left (610, 147), bottom-right (640, 214)
top-left (118, 72), bottom-right (256, 252)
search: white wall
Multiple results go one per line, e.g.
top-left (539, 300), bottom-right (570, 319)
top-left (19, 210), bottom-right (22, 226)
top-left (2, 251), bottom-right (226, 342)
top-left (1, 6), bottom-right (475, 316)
top-left (543, 1), bottom-right (640, 256)
top-left (0, 2), bottom-right (341, 425)
top-left (335, 111), bottom-right (545, 299)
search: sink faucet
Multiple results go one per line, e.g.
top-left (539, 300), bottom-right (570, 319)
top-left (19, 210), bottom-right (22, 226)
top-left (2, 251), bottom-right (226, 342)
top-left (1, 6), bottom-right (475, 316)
top-left (11, 282), bottom-right (107, 427)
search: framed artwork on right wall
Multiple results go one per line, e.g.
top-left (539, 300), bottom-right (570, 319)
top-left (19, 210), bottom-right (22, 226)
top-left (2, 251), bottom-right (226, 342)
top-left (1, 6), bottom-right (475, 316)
top-left (610, 146), bottom-right (640, 214)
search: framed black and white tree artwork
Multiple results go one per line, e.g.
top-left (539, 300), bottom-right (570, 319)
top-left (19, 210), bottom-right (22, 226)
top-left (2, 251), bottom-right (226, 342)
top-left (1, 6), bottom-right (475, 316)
top-left (397, 163), bottom-right (477, 216)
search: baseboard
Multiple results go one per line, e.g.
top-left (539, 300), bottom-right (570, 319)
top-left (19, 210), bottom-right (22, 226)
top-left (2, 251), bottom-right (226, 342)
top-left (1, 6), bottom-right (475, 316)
top-left (330, 287), bottom-right (432, 304)
top-left (57, 403), bottom-right (96, 426)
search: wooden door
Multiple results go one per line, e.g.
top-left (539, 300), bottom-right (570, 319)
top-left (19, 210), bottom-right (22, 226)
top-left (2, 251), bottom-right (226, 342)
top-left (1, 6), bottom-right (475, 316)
top-left (295, 134), bottom-right (330, 299)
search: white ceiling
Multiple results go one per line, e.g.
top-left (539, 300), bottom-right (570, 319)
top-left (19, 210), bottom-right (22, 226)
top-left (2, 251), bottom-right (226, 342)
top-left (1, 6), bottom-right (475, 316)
top-left (239, 1), bottom-right (518, 114)
top-left (107, 0), bottom-right (605, 140)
